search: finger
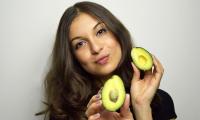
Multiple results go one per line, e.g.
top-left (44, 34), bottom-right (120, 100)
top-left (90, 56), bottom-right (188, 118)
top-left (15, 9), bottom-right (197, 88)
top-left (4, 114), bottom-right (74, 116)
top-left (152, 55), bottom-right (164, 85)
top-left (88, 113), bottom-right (100, 120)
top-left (85, 100), bottom-right (102, 117)
top-left (131, 62), bottom-right (140, 83)
top-left (87, 94), bottom-right (101, 108)
top-left (143, 69), bottom-right (153, 80)
top-left (120, 94), bottom-right (131, 117)
top-left (153, 55), bottom-right (164, 78)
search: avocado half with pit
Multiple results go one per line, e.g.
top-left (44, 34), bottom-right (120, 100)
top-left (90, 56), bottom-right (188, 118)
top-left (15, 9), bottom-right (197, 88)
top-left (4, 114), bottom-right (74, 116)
top-left (131, 47), bottom-right (153, 71)
top-left (101, 75), bottom-right (126, 111)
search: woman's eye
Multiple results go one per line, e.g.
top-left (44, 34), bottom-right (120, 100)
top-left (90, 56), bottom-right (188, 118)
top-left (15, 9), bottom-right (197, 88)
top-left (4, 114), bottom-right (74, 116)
top-left (75, 40), bottom-right (87, 49)
top-left (96, 28), bottom-right (107, 36)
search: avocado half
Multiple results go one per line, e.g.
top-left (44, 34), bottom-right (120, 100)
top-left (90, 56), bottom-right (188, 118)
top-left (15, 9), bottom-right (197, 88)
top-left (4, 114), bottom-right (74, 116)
top-left (131, 47), bottom-right (153, 71)
top-left (101, 75), bottom-right (126, 111)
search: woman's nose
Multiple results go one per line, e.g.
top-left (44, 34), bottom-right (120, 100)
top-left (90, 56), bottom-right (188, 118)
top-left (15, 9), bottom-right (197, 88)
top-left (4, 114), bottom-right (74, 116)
top-left (90, 39), bottom-right (103, 54)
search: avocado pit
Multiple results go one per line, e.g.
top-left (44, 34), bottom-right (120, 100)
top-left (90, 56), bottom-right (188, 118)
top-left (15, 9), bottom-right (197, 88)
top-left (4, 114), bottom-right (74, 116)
top-left (138, 55), bottom-right (147, 66)
top-left (109, 89), bottom-right (119, 103)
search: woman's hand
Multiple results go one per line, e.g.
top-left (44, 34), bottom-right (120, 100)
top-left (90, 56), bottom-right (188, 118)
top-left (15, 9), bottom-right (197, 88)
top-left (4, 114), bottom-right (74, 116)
top-left (85, 94), bottom-right (133, 120)
top-left (130, 55), bottom-right (164, 120)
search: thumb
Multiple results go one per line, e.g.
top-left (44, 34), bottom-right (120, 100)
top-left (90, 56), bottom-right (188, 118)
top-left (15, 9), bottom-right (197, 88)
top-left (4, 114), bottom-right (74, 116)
top-left (120, 94), bottom-right (131, 117)
top-left (131, 62), bottom-right (140, 83)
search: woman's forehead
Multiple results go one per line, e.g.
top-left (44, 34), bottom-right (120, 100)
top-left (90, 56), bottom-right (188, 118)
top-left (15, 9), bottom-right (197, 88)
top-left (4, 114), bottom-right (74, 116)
top-left (69, 13), bottom-right (103, 39)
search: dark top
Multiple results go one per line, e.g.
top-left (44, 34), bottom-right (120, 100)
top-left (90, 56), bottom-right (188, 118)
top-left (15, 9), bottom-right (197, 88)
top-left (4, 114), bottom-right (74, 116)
top-left (151, 89), bottom-right (177, 120)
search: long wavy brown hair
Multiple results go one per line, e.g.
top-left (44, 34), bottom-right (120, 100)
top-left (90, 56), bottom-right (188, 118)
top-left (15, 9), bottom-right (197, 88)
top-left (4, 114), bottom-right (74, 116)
top-left (36, 1), bottom-right (160, 120)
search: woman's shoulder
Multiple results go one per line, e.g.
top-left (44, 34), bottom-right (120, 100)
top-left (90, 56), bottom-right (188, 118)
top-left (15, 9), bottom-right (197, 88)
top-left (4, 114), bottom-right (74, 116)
top-left (157, 89), bottom-right (174, 103)
top-left (152, 89), bottom-right (177, 120)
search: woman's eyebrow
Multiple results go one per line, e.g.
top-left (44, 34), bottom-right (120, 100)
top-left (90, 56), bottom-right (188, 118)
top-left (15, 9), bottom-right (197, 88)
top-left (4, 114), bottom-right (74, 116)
top-left (93, 22), bottom-right (103, 30)
top-left (71, 36), bottom-right (84, 43)
top-left (71, 22), bottom-right (104, 42)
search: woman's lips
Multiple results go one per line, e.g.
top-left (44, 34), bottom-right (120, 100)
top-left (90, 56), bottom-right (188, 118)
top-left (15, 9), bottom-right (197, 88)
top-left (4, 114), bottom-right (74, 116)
top-left (96, 55), bottom-right (109, 65)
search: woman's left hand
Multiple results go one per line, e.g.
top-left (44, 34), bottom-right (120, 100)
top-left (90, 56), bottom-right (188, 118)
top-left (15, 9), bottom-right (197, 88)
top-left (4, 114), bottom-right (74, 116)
top-left (85, 94), bottom-right (133, 120)
top-left (130, 55), bottom-right (164, 119)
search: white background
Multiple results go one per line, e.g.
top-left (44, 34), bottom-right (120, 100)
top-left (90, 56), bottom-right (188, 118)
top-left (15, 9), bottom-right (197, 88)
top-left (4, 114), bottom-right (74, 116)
top-left (0, 0), bottom-right (199, 119)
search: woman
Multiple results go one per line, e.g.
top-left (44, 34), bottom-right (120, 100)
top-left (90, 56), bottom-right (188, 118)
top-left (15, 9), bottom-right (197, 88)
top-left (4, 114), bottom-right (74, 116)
top-left (37, 1), bottom-right (177, 120)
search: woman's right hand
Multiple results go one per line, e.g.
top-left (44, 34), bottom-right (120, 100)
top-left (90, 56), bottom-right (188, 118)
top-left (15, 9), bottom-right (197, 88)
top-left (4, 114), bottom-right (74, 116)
top-left (85, 93), bottom-right (134, 120)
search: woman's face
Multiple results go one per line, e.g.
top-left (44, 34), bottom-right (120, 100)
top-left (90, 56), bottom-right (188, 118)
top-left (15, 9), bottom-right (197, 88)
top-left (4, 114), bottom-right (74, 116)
top-left (69, 12), bottom-right (122, 77)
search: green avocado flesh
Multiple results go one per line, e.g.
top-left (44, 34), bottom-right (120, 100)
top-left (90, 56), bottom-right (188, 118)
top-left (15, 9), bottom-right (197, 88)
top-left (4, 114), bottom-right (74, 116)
top-left (131, 47), bottom-right (153, 71)
top-left (101, 75), bottom-right (126, 111)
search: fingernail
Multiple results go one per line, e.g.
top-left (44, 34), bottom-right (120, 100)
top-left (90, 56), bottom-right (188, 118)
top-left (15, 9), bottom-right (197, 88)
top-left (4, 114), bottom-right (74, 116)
top-left (127, 94), bottom-right (130, 99)
top-left (96, 94), bottom-right (101, 99)
top-left (131, 62), bottom-right (136, 68)
top-left (98, 87), bottom-right (103, 94)
top-left (126, 94), bottom-right (130, 106)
